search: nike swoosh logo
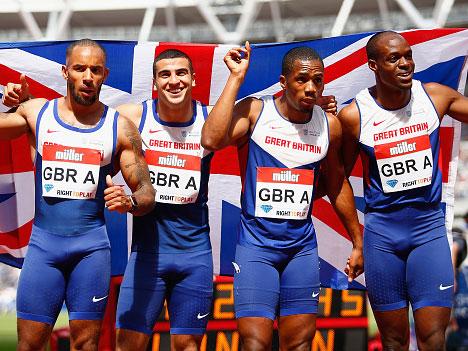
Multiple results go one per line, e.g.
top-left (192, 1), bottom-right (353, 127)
top-left (197, 312), bottom-right (209, 319)
top-left (232, 262), bottom-right (240, 274)
top-left (439, 284), bottom-right (454, 291)
top-left (92, 295), bottom-right (108, 303)
top-left (47, 129), bottom-right (59, 133)
top-left (312, 291), bottom-right (320, 298)
top-left (373, 120), bottom-right (385, 127)
top-left (270, 126), bottom-right (283, 130)
top-left (149, 129), bottom-right (163, 133)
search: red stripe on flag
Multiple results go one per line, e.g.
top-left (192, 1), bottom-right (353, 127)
top-left (0, 220), bottom-right (32, 250)
top-left (312, 198), bottom-right (364, 240)
top-left (324, 28), bottom-right (465, 84)
top-left (0, 136), bottom-right (33, 174)
top-left (439, 126), bottom-right (454, 183)
top-left (350, 154), bottom-right (363, 178)
top-left (0, 64), bottom-right (61, 100)
top-left (210, 146), bottom-right (241, 176)
top-left (154, 43), bottom-right (217, 105)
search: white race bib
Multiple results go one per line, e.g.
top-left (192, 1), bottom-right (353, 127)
top-left (375, 134), bottom-right (433, 193)
top-left (41, 144), bottom-right (101, 199)
top-left (255, 167), bottom-right (314, 219)
top-left (146, 150), bottom-right (201, 204)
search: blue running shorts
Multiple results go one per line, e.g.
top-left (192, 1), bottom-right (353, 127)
top-left (233, 244), bottom-right (320, 320)
top-left (17, 225), bottom-right (111, 324)
top-left (116, 249), bottom-right (213, 335)
top-left (364, 205), bottom-right (453, 311)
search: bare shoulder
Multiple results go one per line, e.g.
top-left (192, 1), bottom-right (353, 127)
top-left (423, 82), bottom-right (458, 98)
top-left (118, 114), bottom-right (140, 136)
top-left (18, 97), bottom-right (49, 116)
top-left (116, 102), bottom-right (143, 127)
top-left (326, 112), bottom-right (343, 140)
top-left (117, 114), bottom-right (142, 149)
top-left (337, 100), bottom-right (359, 127)
top-left (236, 96), bottom-right (263, 120)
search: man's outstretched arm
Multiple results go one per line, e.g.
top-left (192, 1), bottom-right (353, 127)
top-left (425, 83), bottom-right (468, 123)
top-left (105, 116), bottom-right (155, 216)
top-left (0, 98), bottom-right (46, 140)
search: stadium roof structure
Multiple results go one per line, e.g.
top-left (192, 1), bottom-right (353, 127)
top-left (0, 0), bottom-right (467, 43)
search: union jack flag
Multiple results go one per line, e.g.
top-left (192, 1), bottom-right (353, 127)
top-left (0, 28), bottom-right (466, 290)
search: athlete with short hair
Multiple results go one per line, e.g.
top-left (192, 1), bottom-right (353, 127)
top-left (338, 31), bottom-right (468, 350)
top-left (0, 38), bottom-right (154, 351)
top-left (114, 49), bottom-right (215, 351)
top-left (201, 43), bottom-right (363, 351)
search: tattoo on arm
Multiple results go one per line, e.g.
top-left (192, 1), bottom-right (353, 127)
top-left (122, 119), bottom-right (151, 191)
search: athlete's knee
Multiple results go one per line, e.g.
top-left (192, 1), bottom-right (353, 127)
top-left (71, 335), bottom-right (100, 351)
top-left (279, 328), bottom-right (314, 351)
top-left (17, 339), bottom-right (46, 351)
top-left (172, 334), bottom-right (203, 351)
top-left (380, 335), bottom-right (410, 351)
top-left (240, 335), bottom-right (271, 351)
top-left (17, 321), bottom-right (51, 351)
top-left (116, 328), bottom-right (150, 351)
top-left (416, 329), bottom-right (446, 351)
top-left (280, 338), bottom-right (313, 351)
top-left (69, 324), bottom-right (100, 351)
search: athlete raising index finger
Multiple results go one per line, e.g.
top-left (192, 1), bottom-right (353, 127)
top-left (202, 42), bottom-right (363, 351)
top-left (0, 38), bottom-right (154, 351)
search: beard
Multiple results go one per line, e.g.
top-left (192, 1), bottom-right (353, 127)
top-left (68, 80), bottom-right (101, 106)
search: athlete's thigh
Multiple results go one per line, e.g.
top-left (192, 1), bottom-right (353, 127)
top-left (17, 228), bottom-right (66, 325)
top-left (116, 251), bottom-right (167, 335)
top-left (279, 247), bottom-right (320, 317)
top-left (407, 234), bottom-right (454, 310)
top-left (66, 246), bottom-right (111, 321)
top-left (168, 250), bottom-right (213, 335)
top-left (233, 245), bottom-right (282, 321)
top-left (364, 228), bottom-right (408, 312)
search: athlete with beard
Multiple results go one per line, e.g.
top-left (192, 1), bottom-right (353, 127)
top-left (0, 39), bottom-right (155, 351)
top-left (338, 31), bottom-right (468, 350)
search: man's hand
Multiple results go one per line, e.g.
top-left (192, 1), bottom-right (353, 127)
top-left (104, 174), bottom-right (132, 214)
top-left (318, 95), bottom-right (337, 115)
top-left (344, 247), bottom-right (364, 282)
top-left (224, 41), bottom-right (251, 80)
top-left (2, 74), bottom-right (30, 107)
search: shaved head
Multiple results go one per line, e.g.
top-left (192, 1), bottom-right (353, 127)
top-left (66, 39), bottom-right (107, 64)
top-left (366, 31), bottom-right (406, 61)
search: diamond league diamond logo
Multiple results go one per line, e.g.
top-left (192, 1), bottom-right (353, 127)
top-left (261, 205), bottom-right (273, 213)
top-left (386, 179), bottom-right (398, 188)
top-left (44, 184), bottom-right (54, 192)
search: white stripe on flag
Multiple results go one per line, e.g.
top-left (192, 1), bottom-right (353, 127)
top-left (208, 173), bottom-right (241, 275)
top-left (0, 172), bottom-right (34, 233)
top-left (0, 245), bottom-right (28, 258)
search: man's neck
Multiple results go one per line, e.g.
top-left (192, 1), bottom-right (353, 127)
top-left (372, 84), bottom-right (411, 110)
top-left (60, 96), bottom-right (104, 127)
top-left (156, 98), bottom-right (193, 123)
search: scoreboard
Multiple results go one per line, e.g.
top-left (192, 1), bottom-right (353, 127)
top-left (149, 276), bottom-right (367, 351)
